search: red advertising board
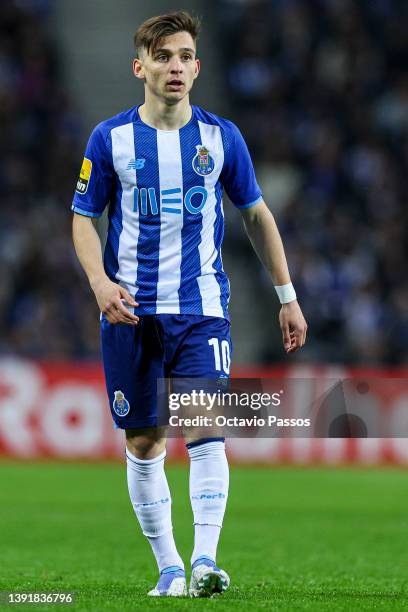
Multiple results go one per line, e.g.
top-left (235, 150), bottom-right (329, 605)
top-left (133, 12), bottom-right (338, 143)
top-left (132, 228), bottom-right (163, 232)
top-left (0, 358), bottom-right (407, 464)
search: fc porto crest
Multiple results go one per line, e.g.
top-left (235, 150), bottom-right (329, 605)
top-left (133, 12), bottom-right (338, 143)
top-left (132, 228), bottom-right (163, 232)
top-left (112, 390), bottom-right (130, 417)
top-left (192, 145), bottom-right (215, 176)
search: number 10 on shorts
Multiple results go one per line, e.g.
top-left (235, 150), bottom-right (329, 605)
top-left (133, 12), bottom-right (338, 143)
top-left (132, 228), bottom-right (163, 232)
top-left (208, 338), bottom-right (231, 375)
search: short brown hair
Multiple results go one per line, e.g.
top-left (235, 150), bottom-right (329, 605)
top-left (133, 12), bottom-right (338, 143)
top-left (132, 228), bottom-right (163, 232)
top-left (134, 11), bottom-right (201, 57)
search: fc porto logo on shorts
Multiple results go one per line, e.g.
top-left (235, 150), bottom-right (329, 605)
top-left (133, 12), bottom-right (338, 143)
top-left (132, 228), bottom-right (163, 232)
top-left (192, 145), bottom-right (215, 176)
top-left (112, 390), bottom-right (130, 417)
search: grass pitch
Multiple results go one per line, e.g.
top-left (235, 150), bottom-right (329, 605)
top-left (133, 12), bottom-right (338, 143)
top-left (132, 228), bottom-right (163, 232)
top-left (0, 462), bottom-right (407, 611)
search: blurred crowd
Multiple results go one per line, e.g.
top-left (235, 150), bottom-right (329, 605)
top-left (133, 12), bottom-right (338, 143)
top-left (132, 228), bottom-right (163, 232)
top-left (0, 0), bottom-right (100, 358)
top-left (219, 0), bottom-right (408, 364)
top-left (0, 0), bottom-right (407, 364)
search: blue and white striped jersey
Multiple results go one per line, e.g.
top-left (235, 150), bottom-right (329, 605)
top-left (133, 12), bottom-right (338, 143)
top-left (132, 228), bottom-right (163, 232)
top-left (72, 104), bottom-right (262, 319)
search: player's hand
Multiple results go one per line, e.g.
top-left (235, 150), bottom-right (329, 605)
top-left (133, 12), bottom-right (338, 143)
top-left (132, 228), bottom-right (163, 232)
top-left (91, 277), bottom-right (139, 325)
top-left (279, 300), bottom-right (307, 353)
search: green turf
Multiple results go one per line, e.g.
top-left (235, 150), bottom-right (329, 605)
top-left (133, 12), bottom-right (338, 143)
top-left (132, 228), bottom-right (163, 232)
top-left (0, 463), bottom-right (407, 611)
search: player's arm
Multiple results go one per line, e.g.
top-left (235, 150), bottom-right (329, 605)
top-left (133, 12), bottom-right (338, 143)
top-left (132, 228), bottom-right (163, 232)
top-left (72, 213), bottom-right (139, 325)
top-left (240, 200), bottom-right (307, 353)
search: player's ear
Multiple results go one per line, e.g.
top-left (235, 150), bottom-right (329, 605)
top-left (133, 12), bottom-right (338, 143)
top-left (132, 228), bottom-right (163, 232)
top-left (133, 57), bottom-right (145, 81)
top-left (193, 58), bottom-right (200, 80)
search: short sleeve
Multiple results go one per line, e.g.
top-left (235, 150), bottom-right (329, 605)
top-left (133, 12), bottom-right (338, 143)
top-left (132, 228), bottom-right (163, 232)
top-left (220, 122), bottom-right (262, 209)
top-left (71, 124), bottom-right (114, 217)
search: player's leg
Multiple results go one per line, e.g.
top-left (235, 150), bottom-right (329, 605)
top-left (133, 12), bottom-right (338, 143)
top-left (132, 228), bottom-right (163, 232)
top-left (126, 428), bottom-right (186, 596)
top-left (100, 315), bottom-right (185, 596)
top-left (162, 315), bottom-right (232, 596)
top-left (186, 437), bottom-right (230, 597)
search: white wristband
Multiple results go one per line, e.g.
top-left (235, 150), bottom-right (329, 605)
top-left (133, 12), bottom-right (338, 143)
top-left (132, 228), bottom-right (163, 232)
top-left (274, 282), bottom-right (297, 304)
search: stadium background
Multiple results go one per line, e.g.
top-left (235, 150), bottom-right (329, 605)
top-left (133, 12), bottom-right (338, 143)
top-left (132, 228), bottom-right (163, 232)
top-left (1, 1), bottom-right (407, 609)
top-left (0, 0), bottom-right (406, 463)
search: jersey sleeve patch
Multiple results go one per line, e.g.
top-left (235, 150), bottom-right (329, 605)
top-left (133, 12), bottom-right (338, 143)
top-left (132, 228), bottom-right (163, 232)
top-left (76, 157), bottom-right (93, 194)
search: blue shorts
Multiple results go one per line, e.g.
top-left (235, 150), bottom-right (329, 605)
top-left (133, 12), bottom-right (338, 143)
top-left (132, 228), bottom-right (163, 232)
top-left (100, 314), bottom-right (232, 429)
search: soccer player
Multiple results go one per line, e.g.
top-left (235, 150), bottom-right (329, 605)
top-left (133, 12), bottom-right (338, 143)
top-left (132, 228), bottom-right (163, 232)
top-left (71, 11), bottom-right (307, 598)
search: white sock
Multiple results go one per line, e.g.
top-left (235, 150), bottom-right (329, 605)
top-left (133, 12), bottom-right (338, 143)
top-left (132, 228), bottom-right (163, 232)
top-left (126, 448), bottom-right (183, 572)
top-left (147, 533), bottom-right (184, 574)
top-left (192, 524), bottom-right (221, 564)
top-left (187, 440), bottom-right (229, 565)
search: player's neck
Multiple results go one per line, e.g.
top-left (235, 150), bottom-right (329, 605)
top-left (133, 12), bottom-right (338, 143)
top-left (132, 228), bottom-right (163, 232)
top-left (139, 96), bottom-right (192, 131)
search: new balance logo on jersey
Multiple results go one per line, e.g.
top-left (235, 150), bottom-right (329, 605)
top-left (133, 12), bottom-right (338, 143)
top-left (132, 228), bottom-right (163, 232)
top-left (127, 158), bottom-right (146, 170)
top-left (133, 186), bottom-right (208, 216)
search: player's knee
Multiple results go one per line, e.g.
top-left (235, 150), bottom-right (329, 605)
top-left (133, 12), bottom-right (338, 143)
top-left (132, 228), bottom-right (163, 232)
top-left (126, 428), bottom-right (166, 459)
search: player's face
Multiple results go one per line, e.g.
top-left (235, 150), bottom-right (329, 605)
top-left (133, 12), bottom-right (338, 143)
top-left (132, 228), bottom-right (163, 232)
top-left (133, 31), bottom-right (200, 104)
